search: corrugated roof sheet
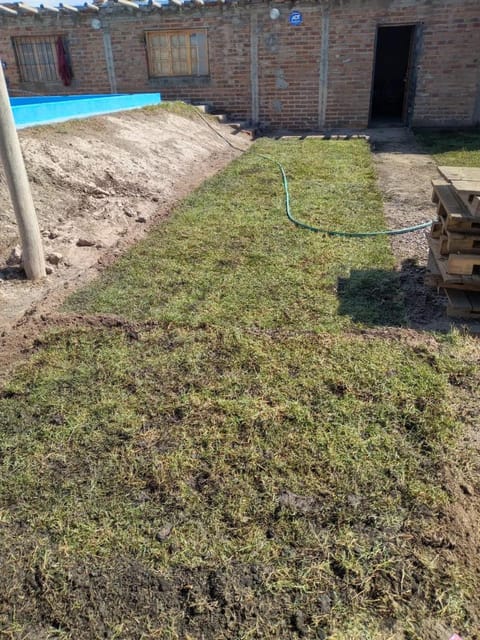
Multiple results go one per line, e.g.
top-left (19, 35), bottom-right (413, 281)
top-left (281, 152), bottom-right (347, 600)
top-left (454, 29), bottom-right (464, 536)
top-left (0, 0), bottom-right (228, 15)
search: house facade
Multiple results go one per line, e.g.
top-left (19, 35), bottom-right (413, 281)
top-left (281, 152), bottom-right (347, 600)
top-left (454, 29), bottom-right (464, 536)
top-left (0, 0), bottom-right (479, 130)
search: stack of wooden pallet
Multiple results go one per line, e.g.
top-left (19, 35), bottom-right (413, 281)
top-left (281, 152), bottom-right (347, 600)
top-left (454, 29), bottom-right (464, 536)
top-left (426, 166), bottom-right (480, 319)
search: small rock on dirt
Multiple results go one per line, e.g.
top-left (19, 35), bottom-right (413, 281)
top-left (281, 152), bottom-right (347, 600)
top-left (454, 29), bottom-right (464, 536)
top-left (91, 187), bottom-right (109, 198)
top-left (460, 482), bottom-right (474, 497)
top-left (6, 246), bottom-right (22, 266)
top-left (156, 524), bottom-right (173, 542)
top-left (46, 252), bottom-right (63, 266)
top-left (76, 238), bottom-right (96, 247)
top-left (136, 216), bottom-right (147, 223)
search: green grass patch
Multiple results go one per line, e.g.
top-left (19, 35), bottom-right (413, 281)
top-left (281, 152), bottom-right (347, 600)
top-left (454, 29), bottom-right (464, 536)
top-left (1, 137), bottom-right (478, 638)
top-left (0, 326), bottom-right (474, 638)
top-left (415, 130), bottom-right (480, 166)
top-left (143, 100), bottom-right (208, 120)
top-left (66, 139), bottom-right (399, 330)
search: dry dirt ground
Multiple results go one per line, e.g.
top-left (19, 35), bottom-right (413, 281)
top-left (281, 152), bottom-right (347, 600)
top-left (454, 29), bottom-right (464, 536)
top-left (0, 107), bottom-right (250, 379)
top-left (0, 106), bottom-right (249, 337)
top-left (369, 126), bottom-right (480, 332)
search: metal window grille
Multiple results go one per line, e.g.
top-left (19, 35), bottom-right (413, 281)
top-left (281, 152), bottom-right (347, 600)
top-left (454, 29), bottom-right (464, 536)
top-left (146, 30), bottom-right (209, 78)
top-left (13, 36), bottom-right (61, 82)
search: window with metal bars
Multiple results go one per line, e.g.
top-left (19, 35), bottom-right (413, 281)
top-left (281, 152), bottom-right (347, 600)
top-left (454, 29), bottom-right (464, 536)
top-left (146, 30), bottom-right (209, 78)
top-left (13, 35), bottom-right (66, 83)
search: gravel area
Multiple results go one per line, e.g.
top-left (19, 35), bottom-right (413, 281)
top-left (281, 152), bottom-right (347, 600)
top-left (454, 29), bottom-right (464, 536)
top-left (369, 127), bottom-right (480, 332)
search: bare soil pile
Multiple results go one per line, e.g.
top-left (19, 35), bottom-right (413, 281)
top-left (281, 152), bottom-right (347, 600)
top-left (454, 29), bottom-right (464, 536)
top-left (0, 106), bottom-right (248, 335)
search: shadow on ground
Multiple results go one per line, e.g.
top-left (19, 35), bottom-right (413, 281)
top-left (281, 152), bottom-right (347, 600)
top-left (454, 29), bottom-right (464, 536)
top-left (337, 267), bottom-right (406, 327)
top-left (0, 266), bottom-right (26, 281)
top-left (414, 129), bottom-right (480, 156)
top-left (337, 259), bottom-right (454, 330)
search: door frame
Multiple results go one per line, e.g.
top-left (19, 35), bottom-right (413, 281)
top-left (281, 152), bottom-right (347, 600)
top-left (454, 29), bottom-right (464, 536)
top-left (368, 23), bottom-right (423, 126)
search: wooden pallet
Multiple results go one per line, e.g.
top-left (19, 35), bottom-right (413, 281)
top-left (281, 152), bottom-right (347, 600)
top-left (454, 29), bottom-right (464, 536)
top-left (451, 181), bottom-right (480, 215)
top-left (425, 250), bottom-right (444, 287)
top-left (438, 166), bottom-right (480, 181)
top-left (426, 250), bottom-right (480, 318)
top-left (437, 167), bottom-right (480, 216)
top-left (439, 230), bottom-right (480, 255)
top-left (426, 249), bottom-right (480, 291)
top-left (445, 288), bottom-right (480, 319)
top-left (431, 220), bottom-right (442, 238)
top-left (448, 252), bottom-right (480, 276)
top-left (427, 167), bottom-right (480, 318)
top-left (431, 180), bottom-right (480, 232)
top-left (427, 239), bottom-right (480, 290)
top-left (437, 214), bottom-right (480, 235)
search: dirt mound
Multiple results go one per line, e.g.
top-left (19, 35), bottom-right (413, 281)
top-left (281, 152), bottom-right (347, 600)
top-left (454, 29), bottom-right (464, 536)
top-left (0, 106), bottom-right (249, 336)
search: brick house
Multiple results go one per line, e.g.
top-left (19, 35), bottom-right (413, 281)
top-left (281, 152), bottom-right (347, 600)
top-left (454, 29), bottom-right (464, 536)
top-left (0, 0), bottom-right (479, 130)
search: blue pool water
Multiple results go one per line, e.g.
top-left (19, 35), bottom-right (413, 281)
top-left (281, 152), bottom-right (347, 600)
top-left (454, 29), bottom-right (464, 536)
top-left (11, 93), bottom-right (162, 129)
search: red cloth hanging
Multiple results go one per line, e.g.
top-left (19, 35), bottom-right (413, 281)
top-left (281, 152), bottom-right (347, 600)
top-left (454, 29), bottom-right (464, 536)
top-left (56, 37), bottom-right (73, 86)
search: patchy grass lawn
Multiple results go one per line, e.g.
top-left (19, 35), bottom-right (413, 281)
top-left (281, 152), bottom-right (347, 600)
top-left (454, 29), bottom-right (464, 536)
top-left (67, 139), bottom-right (398, 330)
top-left (415, 130), bottom-right (480, 167)
top-left (0, 137), bottom-right (479, 640)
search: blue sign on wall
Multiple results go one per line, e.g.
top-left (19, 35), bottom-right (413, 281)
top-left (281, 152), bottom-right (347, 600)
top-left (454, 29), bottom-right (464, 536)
top-left (289, 10), bottom-right (303, 26)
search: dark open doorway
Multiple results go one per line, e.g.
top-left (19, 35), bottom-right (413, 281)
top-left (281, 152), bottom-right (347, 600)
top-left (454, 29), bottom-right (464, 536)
top-left (370, 25), bottom-right (415, 125)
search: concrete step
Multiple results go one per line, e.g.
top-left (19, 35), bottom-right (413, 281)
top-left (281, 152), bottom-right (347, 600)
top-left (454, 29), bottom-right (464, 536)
top-left (193, 103), bottom-right (212, 114)
top-left (194, 107), bottom-right (256, 138)
top-left (212, 113), bottom-right (228, 123)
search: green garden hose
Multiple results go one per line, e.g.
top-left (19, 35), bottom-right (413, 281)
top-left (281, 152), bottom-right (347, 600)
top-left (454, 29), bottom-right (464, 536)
top-left (193, 108), bottom-right (434, 238)
top-left (261, 154), bottom-right (434, 238)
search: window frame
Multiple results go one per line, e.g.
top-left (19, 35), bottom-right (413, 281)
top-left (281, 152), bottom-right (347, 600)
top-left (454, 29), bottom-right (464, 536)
top-left (12, 35), bottom-right (65, 83)
top-left (145, 29), bottom-right (209, 79)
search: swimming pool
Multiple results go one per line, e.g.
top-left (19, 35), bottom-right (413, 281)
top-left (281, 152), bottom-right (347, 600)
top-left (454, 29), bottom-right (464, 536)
top-left (11, 93), bottom-right (162, 129)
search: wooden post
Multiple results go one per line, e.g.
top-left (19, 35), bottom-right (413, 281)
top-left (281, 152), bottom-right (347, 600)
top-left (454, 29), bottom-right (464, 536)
top-left (0, 62), bottom-right (45, 280)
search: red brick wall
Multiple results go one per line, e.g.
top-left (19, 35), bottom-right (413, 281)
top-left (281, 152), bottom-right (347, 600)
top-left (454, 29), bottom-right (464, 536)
top-left (0, 0), bottom-right (479, 129)
top-left (0, 17), bottom-right (110, 95)
top-left (413, 2), bottom-right (480, 127)
top-left (107, 7), bottom-right (251, 119)
top-left (255, 5), bottom-right (322, 129)
top-left (326, 0), bottom-right (480, 128)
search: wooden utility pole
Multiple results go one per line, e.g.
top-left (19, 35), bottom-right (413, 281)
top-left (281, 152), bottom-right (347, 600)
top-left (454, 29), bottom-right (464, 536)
top-left (0, 62), bottom-right (45, 280)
